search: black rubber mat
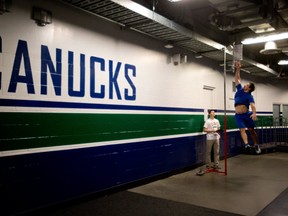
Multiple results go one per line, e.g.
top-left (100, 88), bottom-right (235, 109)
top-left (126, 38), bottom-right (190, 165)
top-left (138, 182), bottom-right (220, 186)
top-left (256, 187), bottom-right (288, 216)
top-left (26, 191), bottom-right (243, 216)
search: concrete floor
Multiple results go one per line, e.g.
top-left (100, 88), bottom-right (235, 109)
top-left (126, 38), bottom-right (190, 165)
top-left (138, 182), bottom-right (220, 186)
top-left (129, 152), bottom-right (288, 216)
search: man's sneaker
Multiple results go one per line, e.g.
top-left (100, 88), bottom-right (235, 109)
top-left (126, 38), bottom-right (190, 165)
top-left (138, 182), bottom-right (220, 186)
top-left (244, 144), bottom-right (251, 149)
top-left (243, 144), bottom-right (252, 153)
top-left (254, 144), bottom-right (261, 154)
top-left (196, 169), bottom-right (205, 176)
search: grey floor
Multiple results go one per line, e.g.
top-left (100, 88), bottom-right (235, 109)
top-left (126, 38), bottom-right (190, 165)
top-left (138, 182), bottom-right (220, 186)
top-left (130, 152), bottom-right (288, 216)
top-left (26, 151), bottom-right (288, 216)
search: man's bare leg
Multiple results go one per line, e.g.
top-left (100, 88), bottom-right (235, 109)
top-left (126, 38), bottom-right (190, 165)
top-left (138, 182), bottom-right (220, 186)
top-left (248, 128), bottom-right (261, 153)
top-left (248, 128), bottom-right (258, 145)
top-left (240, 128), bottom-right (249, 145)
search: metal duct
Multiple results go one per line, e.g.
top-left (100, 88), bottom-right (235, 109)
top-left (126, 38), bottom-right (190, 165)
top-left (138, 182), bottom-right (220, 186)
top-left (59, 0), bottom-right (278, 76)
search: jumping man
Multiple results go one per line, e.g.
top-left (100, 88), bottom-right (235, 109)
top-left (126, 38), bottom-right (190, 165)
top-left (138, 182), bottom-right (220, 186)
top-left (234, 61), bottom-right (261, 154)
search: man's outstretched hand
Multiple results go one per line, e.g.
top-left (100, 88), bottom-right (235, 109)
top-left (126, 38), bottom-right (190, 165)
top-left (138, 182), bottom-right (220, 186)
top-left (234, 60), bottom-right (241, 69)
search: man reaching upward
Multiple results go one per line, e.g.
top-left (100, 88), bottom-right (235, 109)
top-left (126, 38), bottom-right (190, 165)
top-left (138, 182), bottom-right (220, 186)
top-left (234, 61), bottom-right (261, 154)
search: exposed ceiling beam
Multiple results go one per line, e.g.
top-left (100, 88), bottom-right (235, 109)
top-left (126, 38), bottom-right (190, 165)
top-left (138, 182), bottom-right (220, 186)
top-left (60, 0), bottom-right (279, 77)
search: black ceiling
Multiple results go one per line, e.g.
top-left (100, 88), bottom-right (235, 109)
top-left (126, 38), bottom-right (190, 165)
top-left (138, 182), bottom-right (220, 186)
top-left (60, 0), bottom-right (288, 78)
top-left (132, 0), bottom-right (288, 78)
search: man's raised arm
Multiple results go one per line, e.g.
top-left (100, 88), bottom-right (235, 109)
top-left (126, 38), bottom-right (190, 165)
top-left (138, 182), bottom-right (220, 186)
top-left (234, 61), bottom-right (241, 85)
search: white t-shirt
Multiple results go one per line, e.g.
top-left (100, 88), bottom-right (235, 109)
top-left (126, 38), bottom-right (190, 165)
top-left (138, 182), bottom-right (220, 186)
top-left (204, 118), bottom-right (221, 140)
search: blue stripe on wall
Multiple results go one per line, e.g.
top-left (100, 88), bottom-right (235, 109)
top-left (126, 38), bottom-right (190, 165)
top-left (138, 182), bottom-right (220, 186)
top-left (0, 128), bottom-right (252, 215)
top-left (215, 109), bottom-right (272, 115)
top-left (0, 135), bottom-right (203, 215)
top-left (0, 99), bottom-right (204, 113)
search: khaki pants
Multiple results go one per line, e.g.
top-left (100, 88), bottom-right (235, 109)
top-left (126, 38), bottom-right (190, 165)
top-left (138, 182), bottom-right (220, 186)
top-left (206, 139), bottom-right (220, 166)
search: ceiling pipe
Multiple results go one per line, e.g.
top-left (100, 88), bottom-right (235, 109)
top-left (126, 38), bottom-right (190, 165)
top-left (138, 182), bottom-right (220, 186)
top-left (210, 14), bottom-right (271, 31)
top-left (60, 0), bottom-right (279, 77)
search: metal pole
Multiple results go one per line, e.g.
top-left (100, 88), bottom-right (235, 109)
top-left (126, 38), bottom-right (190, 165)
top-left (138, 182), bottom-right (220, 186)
top-left (205, 49), bottom-right (228, 176)
top-left (223, 48), bottom-right (228, 176)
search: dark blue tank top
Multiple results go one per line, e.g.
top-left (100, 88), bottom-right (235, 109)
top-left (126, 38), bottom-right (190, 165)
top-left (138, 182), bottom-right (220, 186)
top-left (234, 84), bottom-right (254, 108)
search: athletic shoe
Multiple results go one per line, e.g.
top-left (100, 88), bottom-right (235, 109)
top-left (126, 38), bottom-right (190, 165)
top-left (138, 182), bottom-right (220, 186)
top-left (196, 169), bottom-right (205, 176)
top-left (243, 144), bottom-right (252, 154)
top-left (244, 144), bottom-right (251, 149)
top-left (255, 144), bottom-right (261, 154)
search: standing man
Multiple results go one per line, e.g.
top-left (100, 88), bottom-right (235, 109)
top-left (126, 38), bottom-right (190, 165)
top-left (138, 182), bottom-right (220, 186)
top-left (234, 61), bottom-right (261, 154)
top-left (203, 110), bottom-right (221, 169)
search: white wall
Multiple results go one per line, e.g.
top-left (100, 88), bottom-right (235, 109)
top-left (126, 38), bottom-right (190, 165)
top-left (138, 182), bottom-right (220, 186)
top-left (0, 0), bottom-right (287, 114)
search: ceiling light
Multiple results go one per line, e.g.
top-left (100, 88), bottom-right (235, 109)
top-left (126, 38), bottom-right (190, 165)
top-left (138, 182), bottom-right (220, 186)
top-left (167, 0), bottom-right (182, 2)
top-left (242, 32), bottom-right (288, 45)
top-left (164, 43), bottom-right (174, 49)
top-left (259, 41), bottom-right (282, 55)
top-left (252, 27), bottom-right (275, 34)
top-left (249, 23), bottom-right (275, 34)
top-left (195, 53), bottom-right (203, 59)
top-left (278, 60), bottom-right (288, 65)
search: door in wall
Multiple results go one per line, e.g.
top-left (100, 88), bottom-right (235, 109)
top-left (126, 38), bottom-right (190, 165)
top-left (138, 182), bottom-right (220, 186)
top-left (273, 104), bottom-right (281, 125)
top-left (282, 104), bottom-right (288, 125)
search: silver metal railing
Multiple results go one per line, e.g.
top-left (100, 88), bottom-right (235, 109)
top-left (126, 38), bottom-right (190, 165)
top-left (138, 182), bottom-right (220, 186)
top-left (256, 117), bottom-right (288, 150)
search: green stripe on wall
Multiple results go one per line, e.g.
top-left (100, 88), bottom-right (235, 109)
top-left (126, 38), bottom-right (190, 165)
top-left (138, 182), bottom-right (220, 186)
top-left (1, 112), bottom-right (272, 152)
top-left (256, 116), bottom-right (274, 127)
top-left (217, 115), bottom-right (273, 129)
top-left (0, 113), bottom-right (204, 151)
top-left (218, 115), bottom-right (237, 130)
